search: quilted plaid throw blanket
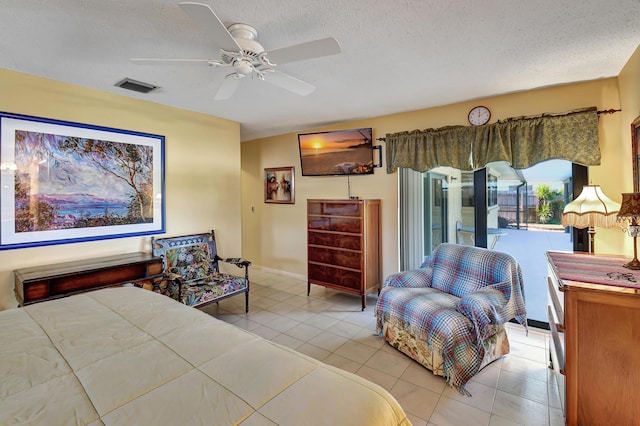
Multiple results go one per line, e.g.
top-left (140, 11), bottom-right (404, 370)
top-left (376, 244), bottom-right (527, 394)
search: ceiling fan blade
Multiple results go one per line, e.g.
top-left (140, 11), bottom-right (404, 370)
top-left (214, 74), bottom-right (243, 100)
top-left (267, 37), bottom-right (341, 65)
top-left (131, 58), bottom-right (213, 65)
top-left (179, 2), bottom-right (241, 52)
top-left (265, 71), bottom-right (315, 96)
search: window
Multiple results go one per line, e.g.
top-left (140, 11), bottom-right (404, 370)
top-left (488, 174), bottom-right (498, 207)
top-left (462, 171), bottom-right (497, 207)
top-left (461, 173), bottom-right (474, 207)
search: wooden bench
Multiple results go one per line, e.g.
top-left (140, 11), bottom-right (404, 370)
top-left (151, 230), bottom-right (250, 312)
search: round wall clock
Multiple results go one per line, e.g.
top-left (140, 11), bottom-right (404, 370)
top-left (468, 106), bottom-right (491, 126)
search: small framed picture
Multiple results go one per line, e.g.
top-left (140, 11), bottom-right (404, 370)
top-left (632, 115), bottom-right (640, 192)
top-left (264, 166), bottom-right (295, 204)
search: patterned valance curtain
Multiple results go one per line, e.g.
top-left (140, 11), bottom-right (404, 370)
top-left (385, 107), bottom-right (600, 173)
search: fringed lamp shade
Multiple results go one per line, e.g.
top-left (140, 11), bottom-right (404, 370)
top-left (561, 185), bottom-right (620, 229)
top-left (617, 192), bottom-right (640, 218)
top-left (617, 192), bottom-right (640, 269)
top-left (562, 185), bottom-right (620, 253)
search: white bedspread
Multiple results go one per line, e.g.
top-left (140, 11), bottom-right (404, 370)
top-left (0, 287), bottom-right (410, 425)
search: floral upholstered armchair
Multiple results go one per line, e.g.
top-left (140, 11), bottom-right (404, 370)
top-left (151, 230), bottom-right (250, 311)
top-left (375, 243), bottom-right (527, 394)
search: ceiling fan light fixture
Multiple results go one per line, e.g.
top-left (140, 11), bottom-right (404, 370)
top-left (235, 59), bottom-right (253, 76)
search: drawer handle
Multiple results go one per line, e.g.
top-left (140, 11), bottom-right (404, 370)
top-left (547, 305), bottom-right (565, 375)
top-left (547, 276), bottom-right (564, 330)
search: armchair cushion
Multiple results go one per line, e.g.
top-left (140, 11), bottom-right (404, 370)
top-left (430, 243), bottom-right (523, 299)
top-left (182, 274), bottom-right (249, 306)
top-left (164, 244), bottom-right (211, 283)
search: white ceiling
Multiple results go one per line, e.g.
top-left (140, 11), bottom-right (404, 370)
top-left (2, 1), bottom-right (640, 141)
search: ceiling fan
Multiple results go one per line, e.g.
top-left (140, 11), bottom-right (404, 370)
top-left (131, 2), bottom-right (341, 100)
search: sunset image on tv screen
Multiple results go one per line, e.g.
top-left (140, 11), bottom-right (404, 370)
top-left (298, 128), bottom-right (373, 175)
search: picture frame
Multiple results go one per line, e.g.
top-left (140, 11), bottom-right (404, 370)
top-left (0, 111), bottom-right (165, 250)
top-left (264, 166), bottom-right (295, 204)
top-left (632, 114), bottom-right (640, 192)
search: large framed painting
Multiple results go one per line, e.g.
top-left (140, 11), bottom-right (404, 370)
top-left (0, 112), bottom-right (165, 250)
top-left (264, 166), bottom-right (295, 204)
top-left (633, 115), bottom-right (640, 192)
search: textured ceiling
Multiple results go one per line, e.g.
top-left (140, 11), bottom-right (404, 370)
top-left (2, 1), bottom-right (640, 141)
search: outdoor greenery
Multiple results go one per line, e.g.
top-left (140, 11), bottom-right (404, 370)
top-left (535, 184), bottom-right (564, 224)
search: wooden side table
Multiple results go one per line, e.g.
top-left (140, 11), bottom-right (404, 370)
top-left (14, 252), bottom-right (164, 306)
top-left (546, 251), bottom-right (640, 426)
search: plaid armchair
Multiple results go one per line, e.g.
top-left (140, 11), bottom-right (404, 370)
top-left (151, 230), bottom-right (250, 312)
top-left (375, 243), bottom-right (526, 394)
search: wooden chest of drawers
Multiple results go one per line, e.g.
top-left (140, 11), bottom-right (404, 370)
top-left (307, 199), bottom-right (381, 310)
top-left (14, 252), bottom-right (163, 306)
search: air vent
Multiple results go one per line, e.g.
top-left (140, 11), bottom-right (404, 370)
top-left (114, 78), bottom-right (158, 94)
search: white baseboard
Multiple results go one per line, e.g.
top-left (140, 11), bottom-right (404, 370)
top-left (250, 265), bottom-right (306, 281)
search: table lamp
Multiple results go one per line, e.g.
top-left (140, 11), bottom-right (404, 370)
top-left (617, 192), bottom-right (640, 269)
top-left (561, 185), bottom-right (620, 253)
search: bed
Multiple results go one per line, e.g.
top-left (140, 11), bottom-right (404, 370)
top-left (0, 286), bottom-right (410, 425)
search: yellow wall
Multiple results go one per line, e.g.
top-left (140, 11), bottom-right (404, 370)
top-left (3, 47), bottom-right (637, 308)
top-left (242, 77), bottom-right (627, 279)
top-left (616, 44), bottom-right (640, 258)
top-left (0, 69), bottom-right (241, 309)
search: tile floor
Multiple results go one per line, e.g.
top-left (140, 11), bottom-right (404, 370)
top-left (203, 268), bottom-right (563, 426)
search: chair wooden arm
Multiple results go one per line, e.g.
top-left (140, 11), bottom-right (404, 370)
top-left (214, 255), bottom-right (251, 279)
top-left (218, 256), bottom-right (251, 267)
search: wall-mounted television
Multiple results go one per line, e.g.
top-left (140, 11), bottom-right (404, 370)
top-left (298, 128), bottom-right (374, 176)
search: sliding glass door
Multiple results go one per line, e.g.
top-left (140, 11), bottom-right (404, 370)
top-left (425, 172), bottom-right (448, 255)
top-left (400, 161), bottom-right (588, 326)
